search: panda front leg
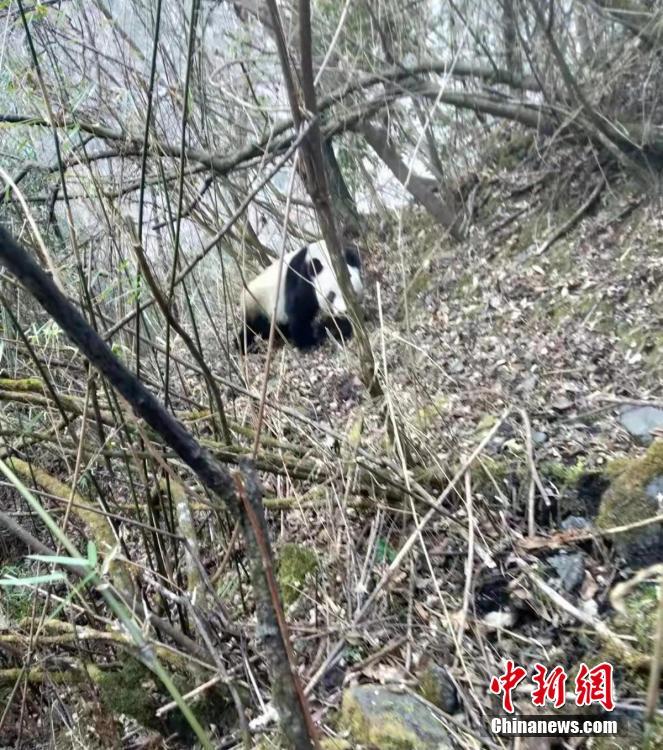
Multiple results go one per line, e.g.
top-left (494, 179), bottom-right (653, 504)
top-left (318, 316), bottom-right (354, 342)
top-left (236, 312), bottom-right (269, 353)
top-left (289, 316), bottom-right (321, 350)
top-left (235, 325), bottom-right (255, 354)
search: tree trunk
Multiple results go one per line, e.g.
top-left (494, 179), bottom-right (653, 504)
top-left (359, 120), bottom-right (462, 239)
top-left (501, 0), bottom-right (522, 76)
top-left (322, 138), bottom-right (361, 239)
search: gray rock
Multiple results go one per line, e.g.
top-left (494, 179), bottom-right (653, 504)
top-left (645, 476), bottom-right (663, 508)
top-left (341, 684), bottom-right (453, 749)
top-left (619, 406), bottom-right (663, 445)
top-left (548, 552), bottom-right (585, 592)
top-left (561, 515), bottom-right (590, 531)
top-left (532, 430), bottom-right (548, 445)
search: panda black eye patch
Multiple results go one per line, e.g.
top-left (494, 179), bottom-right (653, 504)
top-left (310, 258), bottom-right (323, 276)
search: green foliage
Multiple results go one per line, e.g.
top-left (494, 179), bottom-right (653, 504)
top-left (0, 541), bottom-right (99, 621)
top-left (215, 569), bottom-right (239, 601)
top-left (26, 319), bottom-right (62, 347)
top-left (277, 543), bottom-right (319, 607)
top-left (0, 563), bottom-right (35, 620)
top-left (375, 537), bottom-right (397, 564)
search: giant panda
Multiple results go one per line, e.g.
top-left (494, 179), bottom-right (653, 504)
top-left (236, 240), bottom-right (363, 353)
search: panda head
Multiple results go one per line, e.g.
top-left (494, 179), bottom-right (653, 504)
top-left (307, 242), bottom-right (364, 317)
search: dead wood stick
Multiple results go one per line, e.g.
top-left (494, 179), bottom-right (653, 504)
top-left (534, 175), bottom-right (606, 256)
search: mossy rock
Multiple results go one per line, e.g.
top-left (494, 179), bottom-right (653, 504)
top-left (417, 663), bottom-right (458, 714)
top-left (597, 440), bottom-right (663, 567)
top-left (277, 543), bottom-right (319, 607)
top-left (257, 731), bottom-right (351, 750)
top-left (340, 684), bottom-right (453, 749)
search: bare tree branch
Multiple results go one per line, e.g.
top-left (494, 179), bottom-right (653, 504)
top-left (0, 224), bottom-right (318, 750)
top-left (359, 120), bottom-right (462, 237)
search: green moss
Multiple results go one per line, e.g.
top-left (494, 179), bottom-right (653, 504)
top-left (95, 657), bottom-right (232, 740)
top-left (342, 691), bottom-right (419, 749)
top-left (597, 440), bottom-right (663, 529)
top-left (612, 582), bottom-right (658, 653)
top-left (417, 671), bottom-right (438, 705)
top-left (474, 456), bottom-right (513, 493)
top-left (340, 685), bottom-right (452, 749)
top-left (0, 377), bottom-right (44, 392)
top-left (277, 543), bottom-right (319, 607)
top-left (475, 413), bottom-right (498, 434)
top-left (417, 663), bottom-right (456, 712)
top-left (414, 396), bottom-right (449, 429)
top-left (541, 458), bottom-right (588, 487)
top-left (597, 441), bottom-right (663, 566)
top-left (96, 659), bottom-right (159, 730)
top-left (320, 739), bottom-right (352, 750)
top-left (604, 456), bottom-right (632, 479)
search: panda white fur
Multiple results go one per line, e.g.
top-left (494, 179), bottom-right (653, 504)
top-left (236, 240), bottom-right (363, 353)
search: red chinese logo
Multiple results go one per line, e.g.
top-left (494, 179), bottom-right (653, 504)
top-left (490, 661), bottom-right (614, 712)
top-left (575, 662), bottom-right (615, 712)
top-left (531, 663), bottom-right (568, 708)
top-left (489, 659), bottom-right (527, 713)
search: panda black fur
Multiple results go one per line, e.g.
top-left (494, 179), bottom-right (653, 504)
top-left (237, 241), bottom-right (363, 353)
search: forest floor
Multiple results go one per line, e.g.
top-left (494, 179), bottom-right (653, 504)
top-left (3, 132), bottom-right (663, 749)
top-left (230, 131), bottom-right (663, 747)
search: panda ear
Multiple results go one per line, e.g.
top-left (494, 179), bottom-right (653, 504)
top-left (344, 245), bottom-right (361, 269)
top-left (310, 257), bottom-right (323, 276)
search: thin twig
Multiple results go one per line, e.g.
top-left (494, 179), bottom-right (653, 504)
top-left (534, 175), bottom-right (606, 256)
